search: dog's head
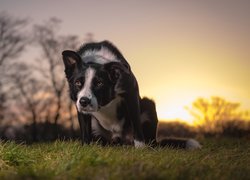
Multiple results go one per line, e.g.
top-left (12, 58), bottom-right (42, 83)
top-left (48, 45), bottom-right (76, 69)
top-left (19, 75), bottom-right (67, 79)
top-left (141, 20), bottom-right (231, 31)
top-left (62, 50), bottom-right (129, 113)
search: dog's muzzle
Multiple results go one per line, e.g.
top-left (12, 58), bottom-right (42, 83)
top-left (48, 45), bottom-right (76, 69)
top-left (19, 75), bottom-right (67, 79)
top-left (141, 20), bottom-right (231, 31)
top-left (79, 97), bottom-right (91, 107)
top-left (77, 96), bottom-right (98, 113)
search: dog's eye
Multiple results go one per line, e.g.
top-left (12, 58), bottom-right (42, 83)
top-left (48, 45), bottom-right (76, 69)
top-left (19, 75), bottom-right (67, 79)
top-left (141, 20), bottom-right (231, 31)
top-left (95, 79), bottom-right (104, 88)
top-left (75, 80), bottom-right (82, 87)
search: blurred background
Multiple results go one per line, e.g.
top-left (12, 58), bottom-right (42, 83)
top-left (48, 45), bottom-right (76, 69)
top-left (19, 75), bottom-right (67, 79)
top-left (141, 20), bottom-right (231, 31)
top-left (0, 0), bottom-right (249, 142)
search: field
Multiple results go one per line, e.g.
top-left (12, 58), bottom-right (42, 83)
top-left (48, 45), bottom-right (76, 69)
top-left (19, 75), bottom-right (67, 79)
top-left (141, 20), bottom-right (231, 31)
top-left (0, 138), bottom-right (249, 180)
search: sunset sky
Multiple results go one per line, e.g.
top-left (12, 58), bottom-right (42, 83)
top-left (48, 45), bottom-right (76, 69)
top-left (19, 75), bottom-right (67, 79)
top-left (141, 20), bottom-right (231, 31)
top-left (1, 0), bottom-right (249, 124)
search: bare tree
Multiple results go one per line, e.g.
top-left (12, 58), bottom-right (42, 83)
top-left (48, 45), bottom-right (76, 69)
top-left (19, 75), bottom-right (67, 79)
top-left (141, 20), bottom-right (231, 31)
top-left (0, 12), bottom-right (28, 66)
top-left (186, 96), bottom-right (249, 133)
top-left (33, 18), bottom-right (79, 136)
top-left (0, 82), bottom-right (6, 120)
top-left (0, 12), bottom-right (28, 122)
top-left (8, 63), bottom-right (49, 141)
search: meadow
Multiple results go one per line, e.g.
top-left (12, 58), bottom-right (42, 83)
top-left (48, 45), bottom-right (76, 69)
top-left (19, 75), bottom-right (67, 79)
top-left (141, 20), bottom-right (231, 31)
top-left (0, 138), bottom-right (249, 180)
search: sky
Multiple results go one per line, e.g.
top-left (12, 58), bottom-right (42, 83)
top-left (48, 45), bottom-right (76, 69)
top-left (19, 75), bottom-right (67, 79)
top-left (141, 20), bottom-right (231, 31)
top-left (1, 0), bottom-right (250, 124)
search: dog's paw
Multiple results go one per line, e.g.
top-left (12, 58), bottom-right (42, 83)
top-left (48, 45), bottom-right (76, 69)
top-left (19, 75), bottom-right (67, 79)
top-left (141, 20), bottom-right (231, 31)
top-left (111, 137), bottom-right (122, 146)
top-left (134, 140), bottom-right (145, 148)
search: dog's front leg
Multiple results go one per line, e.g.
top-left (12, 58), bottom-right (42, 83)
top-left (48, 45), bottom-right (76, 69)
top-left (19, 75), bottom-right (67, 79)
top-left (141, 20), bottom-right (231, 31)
top-left (77, 112), bottom-right (92, 145)
top-left (126, 94), bottom-right (145, 148)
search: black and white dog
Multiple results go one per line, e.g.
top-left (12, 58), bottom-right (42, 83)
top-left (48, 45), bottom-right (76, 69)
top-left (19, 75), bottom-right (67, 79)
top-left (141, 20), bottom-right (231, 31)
top-left (62, 41), bottom-right (201, 149)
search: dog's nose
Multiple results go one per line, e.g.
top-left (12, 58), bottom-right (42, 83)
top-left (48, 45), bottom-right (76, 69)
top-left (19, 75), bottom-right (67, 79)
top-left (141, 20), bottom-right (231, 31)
top-left (79, 97), bottom-right (91, 107)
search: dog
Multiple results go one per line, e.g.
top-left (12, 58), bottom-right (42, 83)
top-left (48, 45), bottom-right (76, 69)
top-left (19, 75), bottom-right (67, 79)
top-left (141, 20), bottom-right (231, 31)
top-left (62, 41), bottom-right (201, 149)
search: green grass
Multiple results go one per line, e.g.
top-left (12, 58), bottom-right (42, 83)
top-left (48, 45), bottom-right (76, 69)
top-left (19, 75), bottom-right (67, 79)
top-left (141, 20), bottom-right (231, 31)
top-left (0, 138), bottom-right (249, 180)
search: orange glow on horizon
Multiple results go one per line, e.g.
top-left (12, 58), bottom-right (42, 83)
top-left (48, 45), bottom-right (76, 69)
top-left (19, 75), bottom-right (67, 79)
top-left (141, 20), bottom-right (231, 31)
top-left (156, 104), bottom-right (193, 125)
top-left (1, 1), bottom-right (249, 126)
top-left (132, 40), bottom-right (250, 125)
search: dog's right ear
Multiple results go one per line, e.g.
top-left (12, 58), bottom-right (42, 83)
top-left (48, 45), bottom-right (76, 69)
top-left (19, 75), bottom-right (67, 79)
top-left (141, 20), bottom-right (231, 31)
top-left (62, 50), bottom-right (82, 68)
top-left (62, 50), bottom-right (82, 79)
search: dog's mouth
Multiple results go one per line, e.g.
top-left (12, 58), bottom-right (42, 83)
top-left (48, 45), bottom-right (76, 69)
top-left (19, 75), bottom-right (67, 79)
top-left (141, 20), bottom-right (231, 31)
top-left (76, 104), bottom-right (99, 113)
top-left (80, 106), bottom-right (97, 113)
top-left (76, 96), bottom-right (99, 113)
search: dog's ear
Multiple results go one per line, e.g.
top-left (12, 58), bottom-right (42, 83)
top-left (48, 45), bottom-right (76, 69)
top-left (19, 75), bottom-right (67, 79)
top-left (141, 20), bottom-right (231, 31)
top-left (62, 50), bottom-right (83, 79)
top-left (62, 50), bottom-right (82, 68)
top-left (104, 62), bottom-right (130, 83)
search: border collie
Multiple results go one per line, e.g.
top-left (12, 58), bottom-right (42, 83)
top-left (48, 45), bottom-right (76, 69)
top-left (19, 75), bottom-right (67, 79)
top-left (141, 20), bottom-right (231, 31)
top-left (62, 41), bottom-right (201, 149)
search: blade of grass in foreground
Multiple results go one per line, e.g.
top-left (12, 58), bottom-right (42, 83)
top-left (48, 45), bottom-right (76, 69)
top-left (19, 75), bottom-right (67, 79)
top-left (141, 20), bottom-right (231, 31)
top-left (0, 138), bottom-right (249, 179)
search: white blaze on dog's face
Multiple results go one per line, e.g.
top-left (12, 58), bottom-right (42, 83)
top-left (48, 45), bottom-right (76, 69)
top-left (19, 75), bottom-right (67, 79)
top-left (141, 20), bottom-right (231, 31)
top-left (62, 49), bottom-right (129, 114)
top-left (76, 67), bottom-right (98, 113)
top-left (74, 63), bottom-right (122, 114)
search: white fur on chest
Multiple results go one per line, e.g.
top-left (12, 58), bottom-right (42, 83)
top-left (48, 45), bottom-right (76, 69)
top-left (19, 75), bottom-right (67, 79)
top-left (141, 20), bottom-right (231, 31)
top-left (92, 97), bottom-right (124, 135)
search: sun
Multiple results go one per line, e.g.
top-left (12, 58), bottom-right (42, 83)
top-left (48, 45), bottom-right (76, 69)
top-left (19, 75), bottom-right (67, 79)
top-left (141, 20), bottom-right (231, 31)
top-left (156, 103), bottom-right (194, 125)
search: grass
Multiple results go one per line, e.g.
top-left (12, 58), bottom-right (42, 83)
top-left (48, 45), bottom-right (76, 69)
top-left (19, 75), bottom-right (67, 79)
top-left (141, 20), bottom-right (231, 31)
top-left (0, 138), bottom-right (249, 180)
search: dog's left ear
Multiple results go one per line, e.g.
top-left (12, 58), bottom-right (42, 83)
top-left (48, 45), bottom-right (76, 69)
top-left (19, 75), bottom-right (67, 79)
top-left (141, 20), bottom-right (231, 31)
top-left (104, 62), bottom-right (130, 83)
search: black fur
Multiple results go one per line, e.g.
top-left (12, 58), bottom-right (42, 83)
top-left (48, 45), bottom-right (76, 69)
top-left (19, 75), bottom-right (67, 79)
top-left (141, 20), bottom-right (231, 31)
top-left (140, 97), bottom-right (158, 143)
top-left (62, 41), bottom-right (145, 146)
top-left (62, 41), bottom-right (201, 149)
top-left (77, 41), bottom-right (130, 70)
